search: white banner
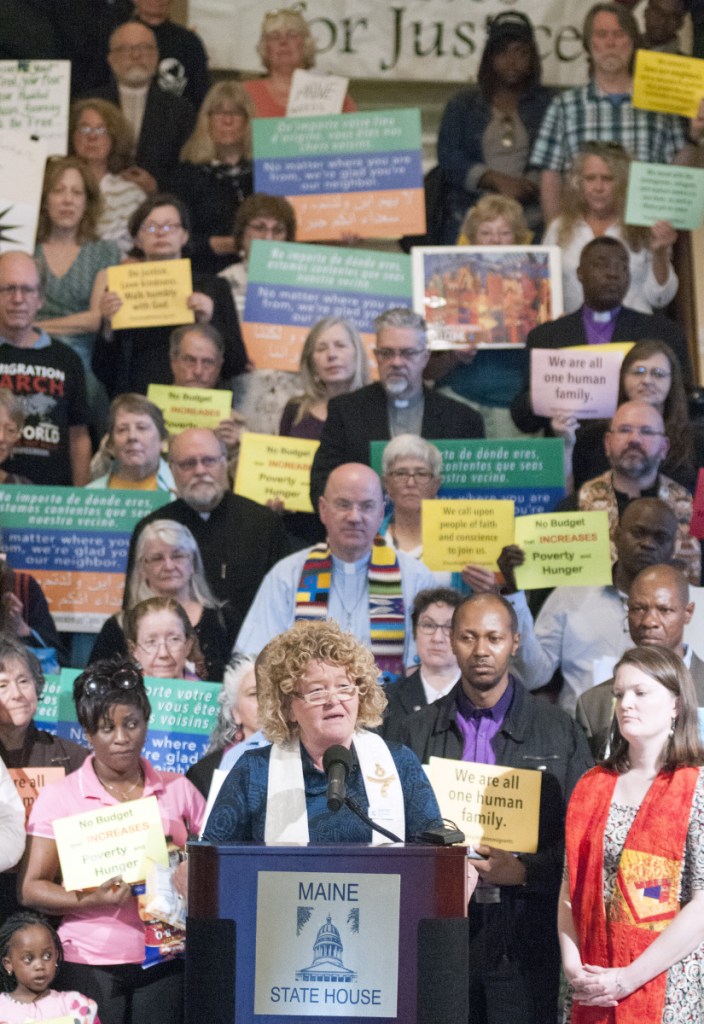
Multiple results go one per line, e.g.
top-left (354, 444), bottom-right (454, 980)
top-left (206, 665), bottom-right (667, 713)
top-left (189, 0), bottom-right (590, 87)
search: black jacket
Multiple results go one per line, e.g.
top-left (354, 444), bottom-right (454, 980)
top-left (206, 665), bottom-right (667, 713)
top-left (310, 382), bottom-right (485, 506)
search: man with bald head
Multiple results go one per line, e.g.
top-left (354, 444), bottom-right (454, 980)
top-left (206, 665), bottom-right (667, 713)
top-left (576, 563), bottom-right (704, 756)
top-left (87, 19), bottom-right (195, 191)
top-left (0, 252), bottom-right (91, 486)
top-left (236, 463), bottom-right (435, 672)
top-left (126, 428), bottom-right (289, 634)
top-left (566, 399), bottom-right (699, 584)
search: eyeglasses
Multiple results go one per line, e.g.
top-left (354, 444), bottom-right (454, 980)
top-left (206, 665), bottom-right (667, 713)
top-left (329, 498), bottom-right (379, 514)
top-left (75, 124), bottom-right (109, 137)
top-left (417, 619), bottom-right (453, 636)
top-left (246, 220), bottom-right (288, 237)
top-left (209, 107), bottom-right (247, 119)
top-left (292, 682), bottom-right (358, 705)
top-left (375, 347), bottom-right (426, 362)
top-left (178, 354), bottom-right (220, 369)
top-left (141, 550), bottom-right (191, 566)
top-left (625, 366), bottom-right (671, 380)
top-left (0, 284), bottom-right (39, 297)
top-left (110, 43), bottom-right (157, 55)
top-left (170, 454), bottom-right (224, 471)
top-left (137, 636), bottom-right (188, 655)
top-left (140, 222), bottom-right (183, 235)
top-left (387, 469), bottom-right (434, 482)
top-left (609, 426), bottom-right (666, 438)
top-left (81, 666), bottom-right (141, 697)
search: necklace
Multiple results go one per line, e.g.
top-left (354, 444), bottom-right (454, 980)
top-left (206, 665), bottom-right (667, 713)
top-left (95, 766), bottom-right (144, 802)
top-left (331, 575), bottom-right (366, 630)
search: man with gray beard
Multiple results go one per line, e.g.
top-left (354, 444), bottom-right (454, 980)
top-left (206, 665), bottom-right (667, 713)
top-left (310, 307), bottom-right (485, 504)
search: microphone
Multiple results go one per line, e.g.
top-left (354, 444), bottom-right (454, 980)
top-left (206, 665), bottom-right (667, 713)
top-left (322, 745), bottom-right (353, 812)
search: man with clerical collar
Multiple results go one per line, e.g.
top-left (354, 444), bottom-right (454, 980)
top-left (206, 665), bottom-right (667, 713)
top-left (126, 428), bottom-right (289, 635)
top-left (310, 307), bottom-right (485, 506)
top-left (402, 592), bottom-right (592, 1024)
top-left (576, 563), bottom-right (704, 756)
top-left (237, 463), bottom-right (435, 675)
top-left (511, 237), bottom-right (692, 435)
top-left (560, 399), bottom-right (699, 584)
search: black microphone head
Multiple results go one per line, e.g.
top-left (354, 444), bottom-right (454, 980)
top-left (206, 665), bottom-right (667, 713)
top-left (322, 745), bottom-right (353, 777)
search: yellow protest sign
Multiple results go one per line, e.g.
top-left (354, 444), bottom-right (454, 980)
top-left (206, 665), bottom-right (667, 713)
top-left (566, 342), bottom-right (634, 358)
top-left (147, 384), bottom-right (232, 435)
top-left (633, 49), bottom-right (704, 118)
top-left (54, 795), bottom-right (168, 891)
top-left (428, 758), bottom-right (541, 852)
top-left (9, 766), bottom-right (65, 825)
top-left (513, 511), bottom-right (612, 590)
top-left (234, 432), bottom-right (319, 513)
top-left (107, 259), bottom-right (195, 330)
top-left (421, 499), bottom-right (514, 571)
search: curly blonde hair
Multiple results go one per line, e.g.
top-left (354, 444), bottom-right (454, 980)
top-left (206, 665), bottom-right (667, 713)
top-left (461, 194), bottom-right (531, 245)
top-left (255, 620), bottom-right (387, 744)
top-left (256, 9), bottom-right (316, 71)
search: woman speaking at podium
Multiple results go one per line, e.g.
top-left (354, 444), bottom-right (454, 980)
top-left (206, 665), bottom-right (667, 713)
top-left (203, 620), bottom-right (441, 844)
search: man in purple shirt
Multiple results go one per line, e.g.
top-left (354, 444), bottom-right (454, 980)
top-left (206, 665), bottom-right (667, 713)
top-left (402, 593), bottom-right (592, 1024)
top-left (510, 236), bottom-right (692, 435)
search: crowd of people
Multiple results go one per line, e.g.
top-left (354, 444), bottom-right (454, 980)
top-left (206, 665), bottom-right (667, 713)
top-left (1, 1), bottom-right (704, 1023)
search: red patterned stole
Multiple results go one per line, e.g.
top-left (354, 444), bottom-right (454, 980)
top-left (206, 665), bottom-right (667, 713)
top-left (294, 538), bottom-right (405, 674)
top-left (565, 765), bottom-right (699, 1024)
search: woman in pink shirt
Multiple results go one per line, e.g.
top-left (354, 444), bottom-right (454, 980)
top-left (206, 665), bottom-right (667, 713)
top-left (18, 659), bottom-right (205, 1024)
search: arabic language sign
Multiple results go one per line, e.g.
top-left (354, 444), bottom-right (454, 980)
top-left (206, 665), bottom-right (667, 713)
top-left (253, 109), bottom-right (424, 240)
top-left (0, 486), bottom-right (170, 632)
top-left (370, 438), bottom-right (566, 516)
top-left (243, 240), bottom-right (411, 370)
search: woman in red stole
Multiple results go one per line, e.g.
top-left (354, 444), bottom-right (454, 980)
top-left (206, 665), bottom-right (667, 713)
top-left (559, 646), bottom-right (704, 1023)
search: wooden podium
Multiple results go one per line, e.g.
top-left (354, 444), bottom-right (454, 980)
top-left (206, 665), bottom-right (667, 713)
top-left (186, 842), bottom-right (469, 1024)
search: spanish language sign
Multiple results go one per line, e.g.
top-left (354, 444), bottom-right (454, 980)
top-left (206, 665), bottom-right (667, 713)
top-left (243, 240), bottom-right (411, 370)
top-left (370, 438), bottom-right (565, 516)
top-left (107, 259), bottom-right (195, 330)
top-left (412, 246), bottom-right (563, 348)
top-left (54, 795), bottom-right (168, 891)
top-left (147, 383), bottom-right (232, 435)
top-left (625, 162), bottom-right (704, 231)
top-left (252, 109), bottom-right (424, 240)
top-left (234, 432), bottom-right (319, 513)
top-left (0, 487), bottom-right (170, 631)
top-left (633, 49), bottom-right (704, 118)
top-left (0, 131), bottom-right (46, 253)
top-left (530, 346), bottom-right (624, 419)
top-left (513, 511), bottom-right (612, 589)
top-left (428, 758), bottom-right (541, 852)
top-left (255, 871), bottom-right (400, 1017)
top-left (48, 671), bottom-right (221, 774)
top-left (421, 499), bottom-right (514, 571)
top-left (0, 60), bottom-right (71, 154)
top-left (9, 767), bottom-right (65, 825)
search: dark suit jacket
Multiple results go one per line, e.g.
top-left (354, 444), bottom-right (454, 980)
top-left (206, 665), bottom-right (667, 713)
top-left (87, 80), bottom-right (195, 189)
top-left (510, 306), bottom-right (693, 434)
top-left (576, 651), bottom-right (704, 759)
top-left (310, 382), bottom-right (485, 505)
top-left (381, 668), bottom-right (428, 743)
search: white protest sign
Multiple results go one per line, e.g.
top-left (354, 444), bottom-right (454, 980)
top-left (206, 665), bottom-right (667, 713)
top-left (287, 69), bottom-right (349, 116)
top-left (0, 131), bottom-right (47, 252)
top-left (0, 60), bottom-right (71, 155)
top-left (530, 346), bottom-right (624, 419)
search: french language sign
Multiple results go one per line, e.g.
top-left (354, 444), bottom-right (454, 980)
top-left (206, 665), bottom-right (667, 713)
top-left (428, 758), bottom-right (541, 852)
top-left (54, 795), bottom-right (168, 890)
top-left (0, 131), bottom-right (46, 253)
top-left (234, 432), bottom-right (319, 513)
top-left (530, 346), bottom-right (623, 419)
top-left (49, 671), bottom-right (221, 774)
top-left (371, 438), bottom-right (565, 516)
top-left (0, 487), bottom-right (170, 631)
top-left (633, 49), bottom-right (704, 118)
top-left (253, 109), bottom-right (424, 239)
top-left (147, 383), bottom-right (232, 434)
top-left (421, 499), bottom-right (514, 571)
top-left (0, 60), bottom-right (71, 154)
top-left (625, 162), bottom-right (704, 231)
top-left (107, 259), bottom-right (195, 330)
top-left (513, 511), bottom-right (612, 589)
top-left (243, 239), bottom-right (411, 370)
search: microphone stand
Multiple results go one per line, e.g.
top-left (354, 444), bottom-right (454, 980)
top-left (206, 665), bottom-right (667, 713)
top-left (343, 795), bottom-right (403, 844)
